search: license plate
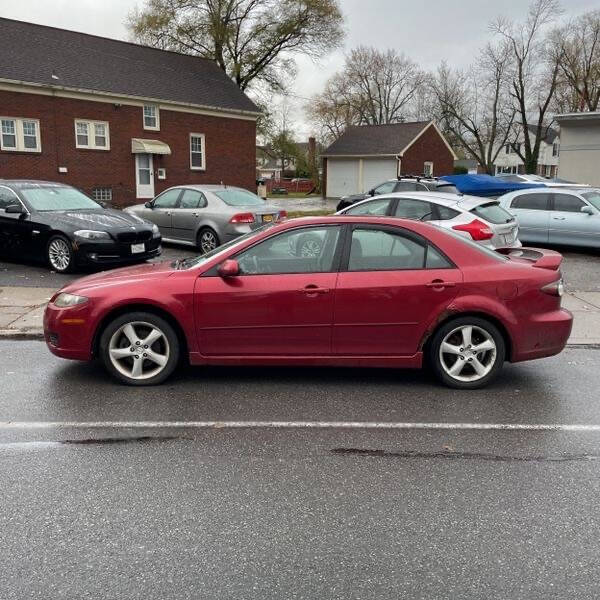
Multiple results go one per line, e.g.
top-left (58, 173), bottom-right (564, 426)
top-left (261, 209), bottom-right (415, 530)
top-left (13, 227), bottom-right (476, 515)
top-left (503, 231), bottom-right (515, 244)
top-left (131, 243), bottom-right (145, 254)
top-left (262, 214), bottom-right (274, 223)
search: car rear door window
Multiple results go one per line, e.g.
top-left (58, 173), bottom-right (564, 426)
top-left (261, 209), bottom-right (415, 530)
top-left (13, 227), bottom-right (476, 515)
top-left (345, 198), bottom-right (391, 216)
top-left (511, 194), bottom-right (550, 210)
top-left (154, 189), bottom-right (181, 208)
top-left (552, 193), bottom-right (586, 212)
top-left (236, 226), bottom-right (341, 275)
top-left (436, 206), bottom-right (460, 220)
top-left (470, 202), bottom-right (514, 224)
top-left (348, 228), bottom-right (426, 271)
top-left (393, 198), bottom-right (434, 221)
top-left (425, 245), bottom-right (453, 268)
top-left (180, 190), bottom-right (207, 209)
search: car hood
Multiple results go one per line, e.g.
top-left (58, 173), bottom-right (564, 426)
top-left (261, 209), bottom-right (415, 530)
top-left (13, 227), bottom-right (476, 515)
top-left (341, 193), bottom-right (370, 202)
top-left (59, 260), bottom-right (175, 294)
top-left (41, 209), bottom-right (150, 230)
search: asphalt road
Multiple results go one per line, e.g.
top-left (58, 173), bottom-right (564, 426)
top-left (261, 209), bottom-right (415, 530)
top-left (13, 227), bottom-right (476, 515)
top-left (2, 242), bottom-right (600, 292)
top-left (2, 341), bottom-right (600, 598)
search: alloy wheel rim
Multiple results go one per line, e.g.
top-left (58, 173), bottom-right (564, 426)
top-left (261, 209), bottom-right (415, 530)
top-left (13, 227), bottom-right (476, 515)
top-left (200, 231), bottom-right (217, 253)
top-left (48, 238), bottom-right (71, 271)
top-left (439, 325), bottom-right (497, 382)
top-left (108, 321), bottom-right (170, 380)
top-left (300, 240), bottom-right (321, 257)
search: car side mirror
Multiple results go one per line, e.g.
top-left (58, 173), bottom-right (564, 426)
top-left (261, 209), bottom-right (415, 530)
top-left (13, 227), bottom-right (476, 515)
top-left (368, 189), bottom-right (375, 196)
top-left (581, 205), bottom-right (594, 215)
top-left (218, 259), bottom-right (239, 278)
top-left (5, 204), bottom-right (25, 215)
top-left (144, 201), bottom-right (154, 209)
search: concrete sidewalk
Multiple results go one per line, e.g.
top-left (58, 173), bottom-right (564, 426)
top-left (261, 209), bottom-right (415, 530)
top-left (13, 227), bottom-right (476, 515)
top-left (1, 285), bottom-right (599, 345)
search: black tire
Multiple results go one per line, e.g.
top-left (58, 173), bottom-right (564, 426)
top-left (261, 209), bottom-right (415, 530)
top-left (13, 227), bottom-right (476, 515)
top-left (197, 227), bottom-right (220, 254)
top-left (428, 316), bottom-right (505, 390)
top-left (99, 311), bottom-right (180, 386)
top-left (47, 234), bottom-right (74, 273)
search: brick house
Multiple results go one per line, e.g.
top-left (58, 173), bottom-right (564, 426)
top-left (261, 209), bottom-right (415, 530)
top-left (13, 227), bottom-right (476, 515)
top-left (321, 121), bottom-right (457, 198)
top-left (0, 18), bottom-right (260, 207)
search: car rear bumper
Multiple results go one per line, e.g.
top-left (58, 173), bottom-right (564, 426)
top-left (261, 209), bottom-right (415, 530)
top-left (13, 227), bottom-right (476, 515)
top-left (511, 308), bottom-right (573, 362)
top-left (43, 302), bottom-right (94, 361)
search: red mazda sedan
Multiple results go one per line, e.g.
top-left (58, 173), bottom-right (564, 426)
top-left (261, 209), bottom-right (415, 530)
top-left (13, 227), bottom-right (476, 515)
top-left (44, 216), bottom-right (572, 389)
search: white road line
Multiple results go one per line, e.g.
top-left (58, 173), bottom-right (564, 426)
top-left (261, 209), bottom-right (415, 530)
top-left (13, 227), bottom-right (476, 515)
top-left (1, 420), bottom-right (600, 432)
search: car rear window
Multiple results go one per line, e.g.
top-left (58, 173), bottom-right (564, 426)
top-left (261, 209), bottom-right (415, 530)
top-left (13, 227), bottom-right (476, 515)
top-left (470, 202), bottom-right (514, 224)
top-left (215, 189), bottom-right (265, 206)
top-left (435, 184), bottom-right (459, 194)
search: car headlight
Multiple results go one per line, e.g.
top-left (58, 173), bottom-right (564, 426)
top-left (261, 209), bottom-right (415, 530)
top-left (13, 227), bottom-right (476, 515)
top-left (53, 293), bottom-right (88, 308)
top-left (74, 230), bottom-right (111, 240)
top-left (152, 223), bottom-right (160, 237)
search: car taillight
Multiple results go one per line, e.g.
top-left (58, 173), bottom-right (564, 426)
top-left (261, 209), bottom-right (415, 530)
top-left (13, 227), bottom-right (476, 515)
top-left (278, 210), bottom-right (287, 219)
top-left (542, 278), bottom-right (564, 297)
top-left (229, 212), bottom-right (255, 224)
top-left (452, 219), bottom-right (494, 241)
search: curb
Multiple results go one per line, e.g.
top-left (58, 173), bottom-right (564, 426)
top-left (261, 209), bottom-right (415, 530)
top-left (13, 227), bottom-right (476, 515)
top-left (0, 330), bottom-right (45, 341)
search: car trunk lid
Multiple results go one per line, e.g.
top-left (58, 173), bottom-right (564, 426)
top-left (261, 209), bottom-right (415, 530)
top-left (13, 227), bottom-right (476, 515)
top-left (495, 247), bottom-right (563, 270)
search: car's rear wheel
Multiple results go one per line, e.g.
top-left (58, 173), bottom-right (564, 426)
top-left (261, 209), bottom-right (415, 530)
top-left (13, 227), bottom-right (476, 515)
top-left (197, 227), bottom-right (219, 254)
top-left (99, 312), bottom-right (180, 385)
top-left (428, 316), bottom-right (505, 389)
top-left (47, 234), bottom-right (74, 273)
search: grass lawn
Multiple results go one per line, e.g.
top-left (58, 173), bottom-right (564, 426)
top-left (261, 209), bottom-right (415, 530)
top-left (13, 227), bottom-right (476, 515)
top-left (286, 209), bottom-right (333, 218)
top-left (267, 192), bottom-right (321, 199)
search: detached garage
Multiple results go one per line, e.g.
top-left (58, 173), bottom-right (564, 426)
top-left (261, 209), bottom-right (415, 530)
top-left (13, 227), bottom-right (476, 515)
top-left (322, 121), bottom-right (457, 198)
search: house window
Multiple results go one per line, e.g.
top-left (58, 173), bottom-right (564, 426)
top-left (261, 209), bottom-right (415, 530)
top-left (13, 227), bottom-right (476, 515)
top-left (553, 142), bottom-right (560, 157)
top-left (0, 118), bottom-right (41, 152)
top-left (423, 161), bottom-right (434, 177)
top-left (92, 187), bottom-right (112, 203)
top-left (75, 120), bottom-right (110, 150)
top-left (190, 133), bottom-right (205, 170)
top-left (143, 105), bottom-right (159, 130)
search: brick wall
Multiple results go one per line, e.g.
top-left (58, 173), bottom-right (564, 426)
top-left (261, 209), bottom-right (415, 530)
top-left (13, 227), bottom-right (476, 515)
top-left (400, 125), bottom-right (454, 176)
top-left (0, 90), bottom-right (256, 207)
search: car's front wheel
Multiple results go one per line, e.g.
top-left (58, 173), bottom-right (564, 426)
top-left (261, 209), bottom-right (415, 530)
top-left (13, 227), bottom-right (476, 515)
top-left (47, 234), bottom-right (74, 273)
top-left (428, 316), bottom-right (505, 389)
top-left (99, 312), bottom-right (180, 385)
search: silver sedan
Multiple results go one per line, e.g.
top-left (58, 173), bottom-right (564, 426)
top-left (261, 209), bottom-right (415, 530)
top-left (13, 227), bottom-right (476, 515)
top-left (125, 185), bottom-right (285, 252)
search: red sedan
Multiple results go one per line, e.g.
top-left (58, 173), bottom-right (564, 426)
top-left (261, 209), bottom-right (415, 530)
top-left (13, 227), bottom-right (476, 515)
top-left (43, 216), bottom-right (572, 389)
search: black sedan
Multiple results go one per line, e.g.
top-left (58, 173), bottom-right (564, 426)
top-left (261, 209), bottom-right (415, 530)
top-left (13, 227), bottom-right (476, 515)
top-left (0, 180), bottom-right (161, 272)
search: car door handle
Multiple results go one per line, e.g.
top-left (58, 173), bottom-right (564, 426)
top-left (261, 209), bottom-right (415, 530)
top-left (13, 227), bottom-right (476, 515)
top-left (300, 285), bottom-right (330, 295)
top-left (426, 280), bottom-right (456, 289)
top-left (552, 216), bottom-right (566, 220)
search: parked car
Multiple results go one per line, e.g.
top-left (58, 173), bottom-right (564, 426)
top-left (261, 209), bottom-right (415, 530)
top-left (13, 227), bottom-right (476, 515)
top-left (337, 191), bottom-right (521, 250)
top-left (496, 174), bottom-right (590, 189)
top-left (44, 215), bottom-right (571, 389)
top-left (335, 177), bottom-right (459, 211)
top-left (499, 187), bottom-right (600, 247)
top-left (0, 180), bottom-right (161, 273)
top-left (125, 185), bottom-right (286, 253)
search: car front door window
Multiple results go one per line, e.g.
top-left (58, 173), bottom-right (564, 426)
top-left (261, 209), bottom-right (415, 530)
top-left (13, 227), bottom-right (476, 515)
top-left (236, 226), bottom-right (341, 275)
top-left (552, 194), bottom-right (585, 213)
top-left (154, 189), bottom-right (181, 209)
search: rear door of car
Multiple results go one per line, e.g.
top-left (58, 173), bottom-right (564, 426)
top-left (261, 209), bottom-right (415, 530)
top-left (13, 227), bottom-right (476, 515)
top-left (505, 192), bottom-right (551, 244)
top-left (171, 189), bottom-right (208, 243)
top-left (548, 192), bottom-right (600, 246)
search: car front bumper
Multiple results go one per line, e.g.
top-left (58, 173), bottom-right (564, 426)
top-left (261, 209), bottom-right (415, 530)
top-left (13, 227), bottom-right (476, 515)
top-left (43, 301), bottom-right (95, 361)
top-left (72, 237), bottom-right (162, 266)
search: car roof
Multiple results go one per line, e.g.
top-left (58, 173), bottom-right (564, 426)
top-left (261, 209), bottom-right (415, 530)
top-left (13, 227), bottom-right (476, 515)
top-left (501, 187), bottom-right (585, 197)
top-left (167, 184), bottom-right (248, 192)
top-left (0, 179), bottom-right (71, 188)
top-left (350, 190), bottom-right (491, 210)
top-left (383, 178), bottom-right (454, 186)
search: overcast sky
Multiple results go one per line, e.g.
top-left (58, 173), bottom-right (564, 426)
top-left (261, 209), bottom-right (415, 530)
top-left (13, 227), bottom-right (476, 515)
top-left (1, 0), bottom-right (598, 138)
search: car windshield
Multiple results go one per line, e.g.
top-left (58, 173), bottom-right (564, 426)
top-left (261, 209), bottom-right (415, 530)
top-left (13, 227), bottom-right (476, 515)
top-left (581, 191), bottom-right (600, 211)
top-left (470, 202), bottom-right (514, 224)
top-left (179, 222), bottom-right (277, 269)
top-left (215, 189), bottom-right (265, 206)
top-left (440, 227), bottom-right (508, 262)
top-left (20, 186), bottom-right (101, 211)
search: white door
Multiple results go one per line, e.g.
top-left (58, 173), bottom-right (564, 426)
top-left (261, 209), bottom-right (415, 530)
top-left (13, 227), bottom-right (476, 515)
top-left (135, 153), bottom-right (154, 198)
top-left (362, 159), bottom-right (397, 193)
top-left (327, 159), bottom-right (359, 198)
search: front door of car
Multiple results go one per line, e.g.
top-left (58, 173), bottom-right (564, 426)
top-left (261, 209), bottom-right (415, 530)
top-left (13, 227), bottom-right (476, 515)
top-left (148, 188), bottom-right (181, 239)
top-left (171, 189), bottom-right (208, 243)
top-left (333, 225), bottom-right (462, 356)
top-left (0, 186), bottom-right (33, 259)
top-left (507, 193), bottom-right (551, 243)
top-left (194, 225), bottom-right (343, 356)
top-left (549, 193), bottom-right (599, 246)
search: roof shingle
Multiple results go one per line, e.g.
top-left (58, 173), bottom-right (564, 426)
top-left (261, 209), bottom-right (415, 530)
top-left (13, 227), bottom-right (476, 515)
top-left (0, 18), bottom-right (259, 114)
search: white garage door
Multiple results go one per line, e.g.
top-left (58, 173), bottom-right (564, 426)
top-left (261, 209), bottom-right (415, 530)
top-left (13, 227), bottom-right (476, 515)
top-left (327, 159), bottom-right (359, 198)
top-left (362, 158), bottom-right (397, 192)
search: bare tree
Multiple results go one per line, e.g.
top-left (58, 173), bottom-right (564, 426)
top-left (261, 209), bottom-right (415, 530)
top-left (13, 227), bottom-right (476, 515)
top-left (491, 0), bottom-right (562, 173)
top-left (128, 0), bottom-right (344, 92)
top-left (430, 42), bottom-right (516, 175)
top-left (306, 46), bottom-right (425, 143)
top-left (551, 10), bottom-right (600, 112)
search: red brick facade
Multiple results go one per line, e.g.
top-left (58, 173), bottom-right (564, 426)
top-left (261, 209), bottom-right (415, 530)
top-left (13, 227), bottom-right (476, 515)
top-left (0, 89), bottom-right (256, 207)
top-left (400, 125), bottom-right (454, 176)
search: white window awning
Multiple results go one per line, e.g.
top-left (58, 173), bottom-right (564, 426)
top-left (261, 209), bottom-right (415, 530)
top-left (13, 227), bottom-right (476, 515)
top-left (131, 138), bottom-right (172, 155)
